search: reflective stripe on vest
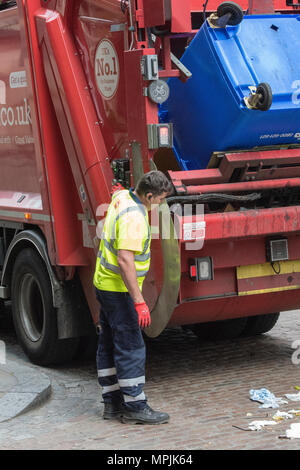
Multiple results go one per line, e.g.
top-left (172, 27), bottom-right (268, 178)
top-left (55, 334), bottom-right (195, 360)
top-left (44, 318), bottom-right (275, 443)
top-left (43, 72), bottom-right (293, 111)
top-left (102, 235), bottom-right (150, 262)
top-left (98, 250), bottom-right (149, 278)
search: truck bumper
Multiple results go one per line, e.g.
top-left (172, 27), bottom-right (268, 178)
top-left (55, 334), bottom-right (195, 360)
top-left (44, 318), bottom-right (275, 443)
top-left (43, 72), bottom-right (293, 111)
top-left (172, 205), bottom-right (300, 325)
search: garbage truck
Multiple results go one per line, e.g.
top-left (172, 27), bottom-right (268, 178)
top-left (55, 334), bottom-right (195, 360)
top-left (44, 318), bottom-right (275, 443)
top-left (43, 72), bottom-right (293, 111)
top-left (0, 0), bottom-right (300, 365)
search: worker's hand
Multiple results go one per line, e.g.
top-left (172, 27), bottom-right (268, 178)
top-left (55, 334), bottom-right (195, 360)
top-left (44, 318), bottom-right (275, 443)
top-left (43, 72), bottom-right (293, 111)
top-left (134, 302), bottom-right (151, 328)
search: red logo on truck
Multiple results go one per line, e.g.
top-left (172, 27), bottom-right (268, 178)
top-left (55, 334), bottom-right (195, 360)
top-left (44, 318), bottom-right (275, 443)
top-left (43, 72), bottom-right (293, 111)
top-left (95, 39), bottom-right (119, 100)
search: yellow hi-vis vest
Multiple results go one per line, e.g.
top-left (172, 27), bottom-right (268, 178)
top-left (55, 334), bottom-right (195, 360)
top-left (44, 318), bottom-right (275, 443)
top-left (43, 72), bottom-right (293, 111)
top-left (93, 189), bottom-right (151, 292)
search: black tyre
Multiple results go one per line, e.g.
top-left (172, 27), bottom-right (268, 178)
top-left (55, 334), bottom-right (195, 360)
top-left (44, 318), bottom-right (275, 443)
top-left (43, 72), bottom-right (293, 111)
top-left (11, 248), bottom-right (79, 366)
top-left (0, 300), bottom-right (14, 331)
top-left (189, 317), bottom-right (248, 341)
top-left (242, 313), bottom-right (280, 337)
top-left (256, 82), bottom-right (273, 111)
top-left (217, 2), bottom-right (244, 26)
top-left (0, 299), bottom-right (6, 327)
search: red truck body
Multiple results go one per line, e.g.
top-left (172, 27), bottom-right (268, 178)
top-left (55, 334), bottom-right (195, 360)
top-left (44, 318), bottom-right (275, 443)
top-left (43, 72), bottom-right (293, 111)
top-left (1, 0), bottom-right (300, 364)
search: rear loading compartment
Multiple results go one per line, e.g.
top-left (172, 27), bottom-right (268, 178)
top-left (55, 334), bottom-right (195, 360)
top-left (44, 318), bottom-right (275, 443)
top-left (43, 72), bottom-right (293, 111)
top-left (152, 9), bottom-right (300, 335)
top-left (164, 146), bottom-right (300, 333)
top-left (161, 14), bottom-right (300, 171)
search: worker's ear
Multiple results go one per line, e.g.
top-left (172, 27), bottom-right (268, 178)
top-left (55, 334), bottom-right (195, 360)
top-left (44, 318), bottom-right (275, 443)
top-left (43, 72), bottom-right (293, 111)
top-left (145, 192), bottom-right (153, 203)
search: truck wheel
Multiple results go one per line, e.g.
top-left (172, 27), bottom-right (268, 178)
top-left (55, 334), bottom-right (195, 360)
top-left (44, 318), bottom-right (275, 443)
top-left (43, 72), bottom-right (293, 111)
top-left (242, 313), bottom-right (280, 336)
top-left (189, 317), bottom-right (248, 341)
top-left (216, 2), bottom-right (244, 26)
top-left (11, 248), bottom-right (79, 366)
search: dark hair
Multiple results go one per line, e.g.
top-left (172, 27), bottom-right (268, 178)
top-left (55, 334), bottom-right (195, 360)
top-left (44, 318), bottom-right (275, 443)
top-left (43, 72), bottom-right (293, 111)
top-left (135, 171), bottom-right (173, 197)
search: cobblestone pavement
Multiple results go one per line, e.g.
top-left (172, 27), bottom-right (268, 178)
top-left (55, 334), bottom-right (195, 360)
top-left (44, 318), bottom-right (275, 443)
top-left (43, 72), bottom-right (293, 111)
top-left (0, 370), bottom-right (17, 399)
top-left (0, 309), bottom-right (300, 450)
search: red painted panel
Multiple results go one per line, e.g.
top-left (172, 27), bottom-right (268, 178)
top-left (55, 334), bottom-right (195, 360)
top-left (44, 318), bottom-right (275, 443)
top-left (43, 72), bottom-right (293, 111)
top-left (170, 289), bottom-right (300, 325)
top-left (0, 6), bottom-right (39, 194)
top-left (180, 267), bottom-right (237, 301)
top-left (248, 0), bottom-right (274, 14)
top-left (24, 0), bottom-right (89, 266)
top-left (143, 0), bottom-right (166, 27)
top-left (186, 178), bottom-right (300, 194)
top-left (179, 229), bottom-right (300, 313)
top-left (190, 0), bottom-right (247, 10)
top-left (171, 0), bottom-right (191, 32)
top-left (204, 206), bottom-right (300, 242)
top-left (74, 1), bottom-right (128, 164)
top-left (181, 235), bottom-right (300, 271)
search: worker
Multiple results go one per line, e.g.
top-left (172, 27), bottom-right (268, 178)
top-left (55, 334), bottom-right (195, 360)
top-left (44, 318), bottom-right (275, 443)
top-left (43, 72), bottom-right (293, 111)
top-left (94, 170), bottom-right (173, 425)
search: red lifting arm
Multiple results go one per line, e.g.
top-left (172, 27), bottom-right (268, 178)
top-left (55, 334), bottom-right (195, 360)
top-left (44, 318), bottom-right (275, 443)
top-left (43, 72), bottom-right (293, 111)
top-left (248, 0), bottom-right (275, 14)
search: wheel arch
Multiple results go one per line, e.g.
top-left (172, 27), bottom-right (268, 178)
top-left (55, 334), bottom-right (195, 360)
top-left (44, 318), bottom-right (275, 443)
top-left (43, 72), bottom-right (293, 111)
top-left (1, 229), bottom-right (93, 340)
top-left (1, 229), bottom-right (61, 305)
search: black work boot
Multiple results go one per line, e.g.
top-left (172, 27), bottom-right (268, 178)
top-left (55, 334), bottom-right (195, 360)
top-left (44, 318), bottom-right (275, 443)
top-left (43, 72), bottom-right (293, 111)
top-left (121, 404), bottom-right (169, 425)
top-left (103, 401), bottom-right (123, 420)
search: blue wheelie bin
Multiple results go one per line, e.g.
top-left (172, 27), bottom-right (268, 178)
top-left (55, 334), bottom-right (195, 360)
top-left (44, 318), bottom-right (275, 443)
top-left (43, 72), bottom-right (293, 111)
top-left (160, 14), bottom-right (300, 170)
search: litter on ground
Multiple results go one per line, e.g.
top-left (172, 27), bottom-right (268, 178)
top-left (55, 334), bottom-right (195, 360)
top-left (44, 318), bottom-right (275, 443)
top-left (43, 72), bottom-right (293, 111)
top-left (284, 423), bottom-right (300, 439)
top-left (248, 420), bottom-right (277, 431)
top-left (242, 389), bottom-right (300, 436)
top-left (272, 411), bottom-right (293, 421)
top-left (288, 409), bottom-right (300, 416)
top-left (285, 391), bottom-right (300, 402)
top-left (249, 388), bottom-right (288, 409)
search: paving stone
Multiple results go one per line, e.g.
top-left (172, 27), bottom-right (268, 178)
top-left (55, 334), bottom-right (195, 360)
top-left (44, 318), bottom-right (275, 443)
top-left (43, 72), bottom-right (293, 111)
top-left (0, 370), bottom-right (17, 398)
top-left (0, 359), bottom-right (51, 423)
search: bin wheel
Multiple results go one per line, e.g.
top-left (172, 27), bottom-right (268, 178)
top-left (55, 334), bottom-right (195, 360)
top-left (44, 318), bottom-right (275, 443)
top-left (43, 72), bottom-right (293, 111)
top-left (217, 2), bottom-right (244, 26)
top-left (256, 82), bottom-right (273, 111)
top-left (11, 248), bottom-right (79, 366)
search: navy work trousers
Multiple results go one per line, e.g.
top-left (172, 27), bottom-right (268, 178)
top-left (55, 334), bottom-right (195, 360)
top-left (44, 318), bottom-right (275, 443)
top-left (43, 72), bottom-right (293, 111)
top-left (95, 288), bottom-right (147, 410)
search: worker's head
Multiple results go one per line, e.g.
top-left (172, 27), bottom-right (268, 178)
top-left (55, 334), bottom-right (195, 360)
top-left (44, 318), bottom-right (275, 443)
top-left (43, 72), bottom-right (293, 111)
top-left (135, 171), bottom-right (173, 210)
